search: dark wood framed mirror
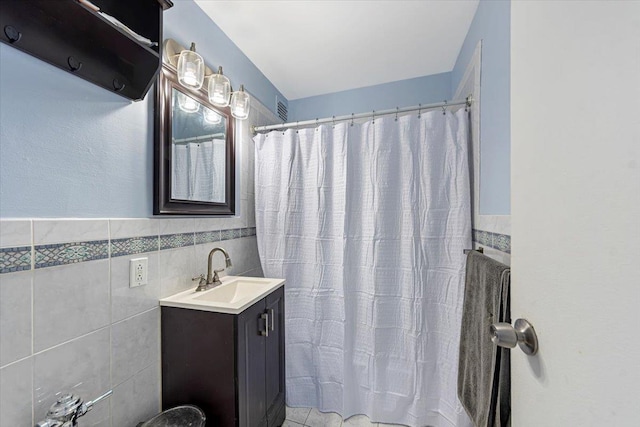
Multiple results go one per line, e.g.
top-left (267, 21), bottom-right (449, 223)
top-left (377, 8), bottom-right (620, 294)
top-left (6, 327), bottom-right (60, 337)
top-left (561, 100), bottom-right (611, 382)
top-left (154, 64), bottom-right (236, 215)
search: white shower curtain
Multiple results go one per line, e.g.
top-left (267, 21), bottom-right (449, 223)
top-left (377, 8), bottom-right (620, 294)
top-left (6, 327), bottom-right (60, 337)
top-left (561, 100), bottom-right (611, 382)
top-left (254, 109), bottom-right (473, 427)
top-left (171, 139), bottom-right (226, 202)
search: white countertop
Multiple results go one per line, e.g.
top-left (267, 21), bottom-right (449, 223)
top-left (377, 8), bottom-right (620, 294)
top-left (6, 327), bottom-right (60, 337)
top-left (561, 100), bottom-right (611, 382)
top-left (159, 275), bottom-right (285, 314)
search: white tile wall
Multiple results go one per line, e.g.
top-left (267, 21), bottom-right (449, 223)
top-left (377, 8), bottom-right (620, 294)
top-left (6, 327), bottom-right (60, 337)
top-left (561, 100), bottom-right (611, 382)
top-left (109, 218), bottom-right (159, 239)
top-left (33, 327), bottom-right (111, 426)
top-left (0, 219), bottom-right (31, 248)
top-left (111, 364), bottom-right (161, 427)
top-left (111, 308), bottom-right (160, 387)
top-left (33, 260), bottom-right (111, 352)
top-left (0, 270), bottom-right (32, 365)
top-left (33, 219), bottom-right (109, 245)
top-left (0, 358), bottom-right (33, 427)
top-left (110, 251), bottom-right (161, 323)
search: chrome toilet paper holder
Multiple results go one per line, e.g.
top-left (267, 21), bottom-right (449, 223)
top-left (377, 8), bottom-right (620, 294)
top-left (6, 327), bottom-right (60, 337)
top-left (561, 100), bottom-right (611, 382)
top-left (490, 318), bottom-right (539, 356)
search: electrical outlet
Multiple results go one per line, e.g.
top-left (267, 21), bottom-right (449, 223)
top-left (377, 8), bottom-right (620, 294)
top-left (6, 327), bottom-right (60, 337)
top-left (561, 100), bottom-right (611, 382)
top-left (129, 257), bottom-right (148, 288)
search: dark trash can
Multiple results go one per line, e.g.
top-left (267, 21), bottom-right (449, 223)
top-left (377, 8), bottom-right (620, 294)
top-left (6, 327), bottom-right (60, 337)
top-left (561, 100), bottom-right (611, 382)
top-left (137, 405), bottom-right (206, 427)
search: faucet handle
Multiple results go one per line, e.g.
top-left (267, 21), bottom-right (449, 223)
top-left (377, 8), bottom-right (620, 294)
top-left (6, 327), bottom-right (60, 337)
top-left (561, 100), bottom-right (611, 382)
top-left (192, 274), bottom-right (207, 292)
top-left (212, 269), bottom-right (225, 285)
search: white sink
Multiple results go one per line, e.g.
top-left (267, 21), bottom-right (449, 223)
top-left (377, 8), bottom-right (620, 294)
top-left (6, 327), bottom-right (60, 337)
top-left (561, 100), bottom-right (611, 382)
top-left (159, 276), bottom-right (285, 314)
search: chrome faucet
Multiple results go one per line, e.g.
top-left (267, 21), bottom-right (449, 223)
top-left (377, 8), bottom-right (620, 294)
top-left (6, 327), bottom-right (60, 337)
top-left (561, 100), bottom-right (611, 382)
top-left (35, 390), bottom-right (112, 427)
top-left (192, 247), bottom-right (233, 292)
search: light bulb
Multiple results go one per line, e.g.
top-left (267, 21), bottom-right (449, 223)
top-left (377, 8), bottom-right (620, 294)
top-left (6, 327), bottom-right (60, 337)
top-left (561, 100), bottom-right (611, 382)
top-left (177, 43), bottom-right (204, 90)
top-left (177, 92), bottom-right (199, 113)
top-left (204, 108), bottom-right (222, 124)
top-left (231, 85), bottom-right (250, 120)
top-left (208, 66), bottom-right (231, 107)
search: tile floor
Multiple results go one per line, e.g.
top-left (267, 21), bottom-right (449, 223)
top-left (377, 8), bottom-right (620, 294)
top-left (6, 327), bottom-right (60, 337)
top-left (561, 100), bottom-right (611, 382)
top-left (284, 407), bottom-right (406, 427)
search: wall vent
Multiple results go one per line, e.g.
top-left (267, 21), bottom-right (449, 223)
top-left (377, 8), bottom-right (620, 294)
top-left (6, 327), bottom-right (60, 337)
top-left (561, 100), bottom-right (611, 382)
top-left (276, 97), bottom-right (288, 122)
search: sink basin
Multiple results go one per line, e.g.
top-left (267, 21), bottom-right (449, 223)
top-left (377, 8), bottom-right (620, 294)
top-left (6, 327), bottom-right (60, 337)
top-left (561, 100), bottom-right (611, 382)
top-left (159, 276), bottom-right (285, 314)
top-left (193, 279), bottom-right (269, 304)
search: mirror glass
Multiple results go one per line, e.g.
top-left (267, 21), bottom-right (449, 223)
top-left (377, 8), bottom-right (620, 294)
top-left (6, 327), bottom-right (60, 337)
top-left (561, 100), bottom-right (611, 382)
top-left (154, 64), bottom-right (235, 216)
top-left (171, 89), bottom-right (227, 203)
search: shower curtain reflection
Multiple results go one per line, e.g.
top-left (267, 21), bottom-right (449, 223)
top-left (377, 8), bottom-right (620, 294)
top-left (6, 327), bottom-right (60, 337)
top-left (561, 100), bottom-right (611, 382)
top-left (171, 139), bottom-right (225, 202)
top-left (254, 108), bottom-right (472, 427)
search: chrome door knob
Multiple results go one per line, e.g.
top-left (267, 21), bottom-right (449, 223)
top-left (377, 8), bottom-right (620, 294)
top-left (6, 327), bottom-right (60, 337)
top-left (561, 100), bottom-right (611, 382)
top-left (490, 323), bottom-right (518, 348)
top-left (490, 318), bottom-right (539, 356)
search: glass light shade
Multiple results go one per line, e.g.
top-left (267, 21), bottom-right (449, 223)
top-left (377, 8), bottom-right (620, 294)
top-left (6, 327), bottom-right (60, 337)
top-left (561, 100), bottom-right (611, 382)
top-left (208, 66), bottom-right (231, 107)
top-left (230, 85), bottom-right (250, 120)
top-left (177, 91), bottom-right (199, 113)
top-left (177, 43), bottom-right (204, 90)
top-left (204, 107), bottom-right (222, 124)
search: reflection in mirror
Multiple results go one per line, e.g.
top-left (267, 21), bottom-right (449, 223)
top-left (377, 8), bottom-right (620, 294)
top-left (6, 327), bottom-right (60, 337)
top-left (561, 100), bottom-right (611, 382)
top-left (171, 89), bottom-right (227, 203)
top-left (154, 64), bottom-right (235, 216)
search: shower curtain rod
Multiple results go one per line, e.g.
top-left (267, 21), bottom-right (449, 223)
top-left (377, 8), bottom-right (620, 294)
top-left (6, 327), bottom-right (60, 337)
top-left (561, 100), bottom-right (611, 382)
top-left (172, 133), bottom-right (225, 144)
top-left (252, 95), bottom-right (472, 134)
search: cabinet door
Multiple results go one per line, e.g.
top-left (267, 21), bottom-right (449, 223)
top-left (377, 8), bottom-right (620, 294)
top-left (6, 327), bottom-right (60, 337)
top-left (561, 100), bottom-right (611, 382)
top-left (265, 287), bottom-right (286, 426)
top-left (237, 299), bottom-right (268, 427)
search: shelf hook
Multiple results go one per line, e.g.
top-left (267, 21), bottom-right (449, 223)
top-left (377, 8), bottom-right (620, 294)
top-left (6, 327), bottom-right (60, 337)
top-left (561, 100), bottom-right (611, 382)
top-left (4, 25), bottom-right (21, 44)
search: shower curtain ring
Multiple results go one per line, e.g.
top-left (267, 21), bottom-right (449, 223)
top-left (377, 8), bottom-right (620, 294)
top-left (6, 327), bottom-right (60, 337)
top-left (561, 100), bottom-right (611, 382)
top-left (372, 110), bottom-right (375, 123)
top-left (315, 118), bottom-right (319, 131)
top-left (282, 122), bottom-right (286, 135)
top-left (395, 107), bottom-right (399, 122)
top-left (418, 103), bottom-right (422, 119)
top-left (332, 115), bottom-right (336, 128)
top-left (296, 121), bottom-right (299, 134)
top-left (350, 113), bottom-right (354, 127)
top-left (442, 100), bottom-right (448, 115)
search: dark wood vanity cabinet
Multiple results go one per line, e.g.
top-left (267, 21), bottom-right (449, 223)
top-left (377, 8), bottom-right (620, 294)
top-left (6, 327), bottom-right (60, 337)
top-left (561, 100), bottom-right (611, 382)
top-left (161, 286), bottom-right (285, 427)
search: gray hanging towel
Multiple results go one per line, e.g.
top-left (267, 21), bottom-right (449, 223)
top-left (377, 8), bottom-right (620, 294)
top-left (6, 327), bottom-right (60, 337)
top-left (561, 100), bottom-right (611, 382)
top-left (458, 250), bottom-right (511, 427)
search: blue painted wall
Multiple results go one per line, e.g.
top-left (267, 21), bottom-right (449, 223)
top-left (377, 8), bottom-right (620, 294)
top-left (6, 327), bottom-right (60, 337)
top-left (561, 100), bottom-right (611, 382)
top-left (168, 1), bottom-right (286, 115)
top-left (288, 72), bottom-right (451, 122)
top-left (0, 0), bottom-right (509, 218)
top-left (0, 0), bottom-right (286, 218)
top-left (451, 0), bottom-right (510, 215)
top-left (290, 0), bottom-right (511, 215)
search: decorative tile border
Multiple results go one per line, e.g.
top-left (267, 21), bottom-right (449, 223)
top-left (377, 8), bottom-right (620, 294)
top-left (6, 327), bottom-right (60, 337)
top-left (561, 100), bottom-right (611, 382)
top-left (241, 227), bottom-right (256, 238)
top-left (195, 230), bottom-right (221, 245)
top-left (472, 229), bottom-right (511, 254)
top-left (0, 246), bottom-right (32, 273)
top-left (0, 227), bottom-right (258, 273)
top-left (220, 229), bottom-right (236, 241)
top-left (111, 236), bottom-right (158, 258)
top-left (160, 233), bottom-right (195, 250)
top-left (35, 240), bottom-right (109, 269)
top-left (0, 226), bottom-right (507, 272)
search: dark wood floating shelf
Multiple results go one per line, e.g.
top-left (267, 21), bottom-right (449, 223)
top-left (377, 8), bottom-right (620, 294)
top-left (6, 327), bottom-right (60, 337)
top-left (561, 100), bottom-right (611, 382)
top-left (0, 0), bottom-right (173, 101)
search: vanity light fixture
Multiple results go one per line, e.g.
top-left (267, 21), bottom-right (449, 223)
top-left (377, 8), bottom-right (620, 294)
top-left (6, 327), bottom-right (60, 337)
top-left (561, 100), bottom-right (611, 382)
top-left (177, 42), bottom-right (204, 90)
top-left (164, 38), bottom-right (250, 120)
top-left (230, 85), bottom-right (250, 120)
top-left (208, 66), bottom-right (231, 107)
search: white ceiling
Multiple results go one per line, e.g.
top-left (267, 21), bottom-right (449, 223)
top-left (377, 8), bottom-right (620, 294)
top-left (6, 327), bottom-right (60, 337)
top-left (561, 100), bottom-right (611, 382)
top-left (194, 0), bottom-right (479, 100)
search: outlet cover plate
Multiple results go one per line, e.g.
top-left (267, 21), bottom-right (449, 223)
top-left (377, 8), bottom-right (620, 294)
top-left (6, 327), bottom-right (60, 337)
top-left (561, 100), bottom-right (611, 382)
top-left (129, 257), bottom-right (148, 288)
